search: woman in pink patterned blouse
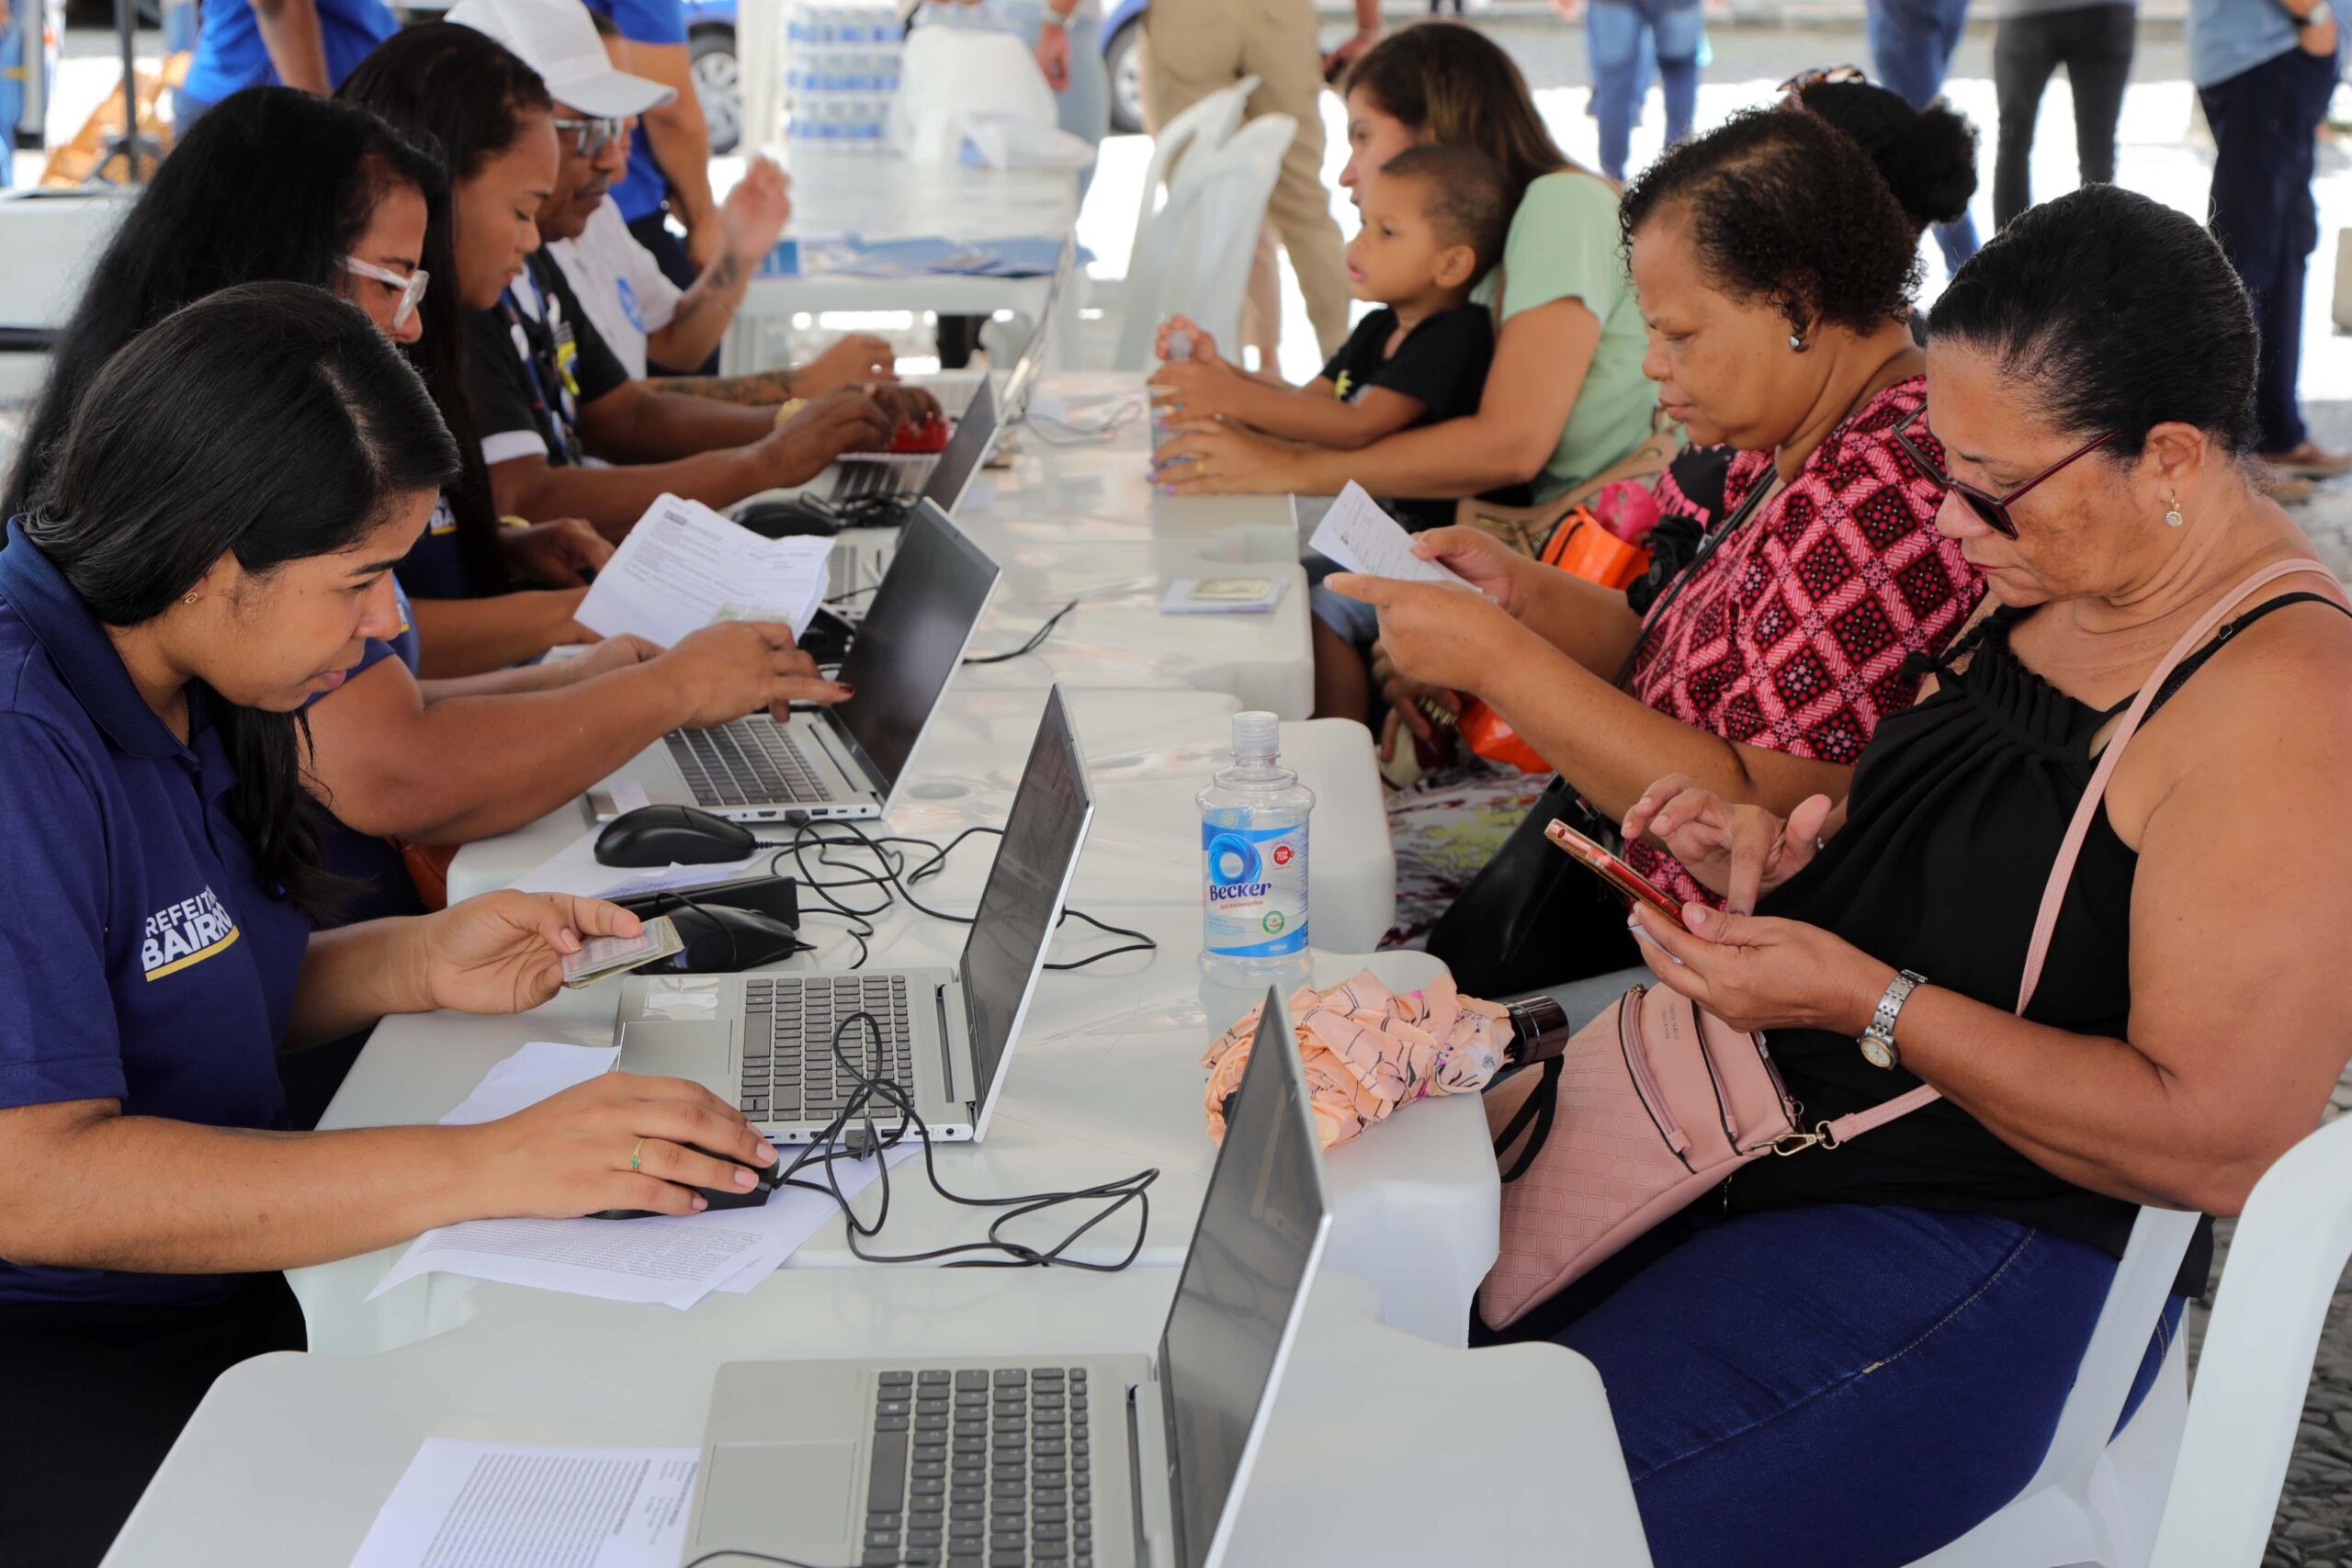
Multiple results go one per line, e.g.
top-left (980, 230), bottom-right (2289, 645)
top-left (1332, 108), bottom-right (1984, 983)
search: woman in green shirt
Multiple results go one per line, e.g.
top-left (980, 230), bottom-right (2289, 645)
top-left (1153, 23), bottom-right (1657, 504)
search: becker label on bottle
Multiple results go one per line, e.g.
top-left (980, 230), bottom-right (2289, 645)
top-left (1202, 822), bottom-right (1309, 958)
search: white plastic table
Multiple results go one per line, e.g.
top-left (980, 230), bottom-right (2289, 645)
top-left (719, 149), bottom-right (1080, 375)
top-left (295, 926), bottom-right (1491, 1354)
top-left (444, 694), bottom-right (1395, 950)
top-left (103, 1271), bottom-right (1652, 1568)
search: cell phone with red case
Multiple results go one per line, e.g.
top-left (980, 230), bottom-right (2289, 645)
top-left (1544, 818), bottom-right (1690, 931)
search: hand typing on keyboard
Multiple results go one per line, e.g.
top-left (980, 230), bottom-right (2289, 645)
top-left (658, 619), bottom-right (852, 726)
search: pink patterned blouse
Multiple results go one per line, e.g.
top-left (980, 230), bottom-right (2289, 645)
top-left (1623, 376), bottom-right (1984, 901)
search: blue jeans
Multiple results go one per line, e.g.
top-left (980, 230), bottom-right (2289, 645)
top-left (1499, 1203), bottom-right (2181, 1568)
top-left (1588, 0), bottom-right (1702, 183)
top-left (2200, 44), bottom-right (2340, 453)
top-left (1868, 0), bottom-right (1983, 275)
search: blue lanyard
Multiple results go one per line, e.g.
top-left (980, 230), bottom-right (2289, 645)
top-left (500, 267), bottom-right (582, 465)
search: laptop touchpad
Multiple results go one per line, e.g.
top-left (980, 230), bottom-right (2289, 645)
top-left (618, 1019), bottom-right (733, 1079)
top-left (702, 1438), bottom-right (859, 1551)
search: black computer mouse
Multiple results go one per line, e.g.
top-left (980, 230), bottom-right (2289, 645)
top-left (733, 497), bottom-right (842, 538)
top-left (651, 902), bottom-right (805, 974)
top-left (589, 1143), bottom-right (785, 1220)
top-left (595, 805), bottom-right (759, 868)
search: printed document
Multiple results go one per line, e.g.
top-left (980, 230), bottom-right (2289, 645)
top-left (575, 493), bottom-right (831, 645)
top-left (349, 1438), bottom-right (697, 1568)
top-left (1307, 482), bottom-right (1475, 588)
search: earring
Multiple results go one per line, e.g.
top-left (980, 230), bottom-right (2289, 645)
top-left (1787, 333), bottom-right (1806, 353)
top-left (2164, 493), bottom-right (2185, 528)
top-left (182, 591), bottom-right (198, 605)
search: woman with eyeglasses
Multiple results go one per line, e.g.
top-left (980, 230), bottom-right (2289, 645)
top-left (7, 88), bottom-right (848, 935)
top-left (1332, 110), bottom-right (1983, 984)
top-left (1547, 181), bottom-right (2352, 1568)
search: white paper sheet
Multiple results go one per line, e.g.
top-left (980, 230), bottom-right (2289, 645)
top-left (349, 1438), bottom-right (698, 1568)
top-left (1307, 482), bottom-right (1475, 589)
top-left (576, 493), bottom-right (832, 646)
top-left (440, 1043), bottom-right (618, 1126)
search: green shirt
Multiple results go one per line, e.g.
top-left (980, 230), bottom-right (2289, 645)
top-left (1475, 169), bottom-right (1657, 502)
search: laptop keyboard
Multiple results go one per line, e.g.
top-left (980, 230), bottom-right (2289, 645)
top-left (664, 720), bottom-right (838, 810)
top-left (833, 457), bottom-right (932, 501)
top-left (740, 975), bottom-right (914, 1122)
top-left (865, 1366), bottom-right (1095, 1567)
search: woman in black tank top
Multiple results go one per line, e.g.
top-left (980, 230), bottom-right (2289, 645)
top-left (1510, 186), bottom-right (2352, 1568)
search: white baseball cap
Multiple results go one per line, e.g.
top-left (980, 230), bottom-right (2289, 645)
top-left (446, 0), bottom-right (675, 118)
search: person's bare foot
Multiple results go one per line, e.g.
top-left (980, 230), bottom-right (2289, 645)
top-left (2259, 441), bottom-right (2352, 479)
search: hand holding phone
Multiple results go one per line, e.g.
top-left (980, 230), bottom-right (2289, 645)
top-left (1544, 819), bottom-right (1689, 931)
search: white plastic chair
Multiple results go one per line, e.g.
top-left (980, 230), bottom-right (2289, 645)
top-left (1080, 76), bottom-right (1256, 366)
top-left (1905, 1205), bottom-right (2200, 1568)
top-left (1108, 111), bottom-right (1296, 370)
top-left (2144, 1115), bottom-right (2352, 1568)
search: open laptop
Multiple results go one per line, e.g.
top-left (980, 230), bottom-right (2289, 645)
top-left (832, 373), bottom-right (1000, 505)
top-left (614, 685), bottom-right (1092, 1143)
top-left (591, 501), bottom-right (999, 823)
top-left (678, 984), bottom-right (1331, 1568)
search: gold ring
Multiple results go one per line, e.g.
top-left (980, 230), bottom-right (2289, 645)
top-left (629, 1137), bottom-right (645, 1172)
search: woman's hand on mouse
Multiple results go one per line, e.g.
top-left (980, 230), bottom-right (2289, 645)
top-left (409, 891), bottom-right (645, 1015)
top-left (466, 1072), bottom-right (778, 1218)
top-left (660, 620), bottom-right (853, 727)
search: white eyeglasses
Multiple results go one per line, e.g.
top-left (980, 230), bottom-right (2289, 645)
top-left (342, 254), bottom-right (429, 331)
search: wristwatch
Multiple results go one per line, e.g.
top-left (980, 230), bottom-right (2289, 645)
top-left (1858, 970), bottom-right (1926, 1071)
top-left (2293, 0), bottom-right (2333, 28)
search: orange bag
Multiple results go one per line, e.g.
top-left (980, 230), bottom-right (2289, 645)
top-left (1458, 506), bottom-right (1652, 772)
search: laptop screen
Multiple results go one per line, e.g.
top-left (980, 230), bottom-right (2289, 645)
top-left (956, 688), bottom-right (1091, 1129)
top-left (920, 377), bottom-right (998, 513)
top-left (831, 504), bottom-right (999, 791)
top-left (1000, 238), bottom-right (1071, 423)
top-left (1156, 993), bottom-right (1332, 1568)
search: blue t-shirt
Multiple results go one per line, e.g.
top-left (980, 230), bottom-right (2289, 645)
top-left (2188, 0), bottom-right (2306, 85)
top-left (309, 578), bottom-right (428, 925)
top-left (179, 0), bottom-right (398, 107)
top-left (581, 0), bottom-right (689, 223)
top-left (0, 525), bottom-right (312, 1308)
top-left (397, 492), bottom-right (497, 604)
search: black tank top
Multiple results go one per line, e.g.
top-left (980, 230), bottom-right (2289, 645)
top-left (1731, 591), bottom-right (2348, 1296)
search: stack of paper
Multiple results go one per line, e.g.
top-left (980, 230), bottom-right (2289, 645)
top-left (351, 1438), bottom-right (699, 1568)
top-left (575, 493), bottom-right (831, 646)
top-left (370, 1042), bottom-right (914, 1311)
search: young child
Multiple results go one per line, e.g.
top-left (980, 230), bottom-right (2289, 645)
top-left (1148, 143), bottom-right (1519, 531)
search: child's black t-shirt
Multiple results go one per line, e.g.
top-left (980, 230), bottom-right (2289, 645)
top-left (1318, 303), bottom-right (1520, 528)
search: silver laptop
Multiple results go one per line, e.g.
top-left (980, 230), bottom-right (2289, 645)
top-left (999, 231), bottom-right (1075, 428)
top-left (614, 685), bottom-right (1092, 1142)
top-left (833, 375), bottom-right (1000, 504)
top-left (679, 986), bottom-right (1332, 1568)
top-left (592, 502), bottom-right (999, 823)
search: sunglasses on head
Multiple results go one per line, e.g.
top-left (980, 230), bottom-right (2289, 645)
top-left (1779, 63), bottom-right (1869, 100)
top-left (1891, 406), bottom-right (2114, 538)
top-left (552, 114), bottom-right (627, 159)
top-left (341, 254), bottom-right (428, 332)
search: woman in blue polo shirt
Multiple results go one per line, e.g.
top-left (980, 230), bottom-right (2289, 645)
top-left (0, 286), bottom-right (777, 1565)
top-left (11, 89), bottom-right (850, 929)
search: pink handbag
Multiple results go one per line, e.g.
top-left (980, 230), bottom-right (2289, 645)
top-left (1478, 558), bottom-right (2343, 1330)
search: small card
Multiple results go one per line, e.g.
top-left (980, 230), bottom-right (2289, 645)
top-left (560, 916), bottom-right (683, 988)
top-left (1160, 576), bottom-right (1289, 615)
top-left (1307, 482), bottom-right (1475, 589)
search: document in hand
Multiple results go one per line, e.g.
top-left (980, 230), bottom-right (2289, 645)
top-left (574, 493), bottom-right (832, 646)
top-left (1308, 482), bottom-right (1476, 589)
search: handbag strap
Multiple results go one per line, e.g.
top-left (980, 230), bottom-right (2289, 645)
top-left (1819, 556), bottom-right (2347, 1146)
top-left (1610, 467), bottom-right (1782, 689)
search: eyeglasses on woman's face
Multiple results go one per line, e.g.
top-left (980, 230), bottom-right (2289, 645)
top-left (1892, 406), bottom-right (2114, 539)
top-left (340, 254), bottom-right (428, 333)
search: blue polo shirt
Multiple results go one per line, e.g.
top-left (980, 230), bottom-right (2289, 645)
top-left (582, 0), bottom-right (689, 223)
top-left (394, 493), bottom-right (496, 604)
top-left (311, 578), bottom-right (429, 925)
top-left (179, 0), bottom-right (398, 108)
top-left (0, 525), bottom-right (312, 1309)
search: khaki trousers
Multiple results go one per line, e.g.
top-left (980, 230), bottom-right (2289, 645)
top-left (1139, 0), bottom-right (1352, 361)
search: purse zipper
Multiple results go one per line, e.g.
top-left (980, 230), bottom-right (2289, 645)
top-left (1688, 995), bottom-right (1739, 1144)
top-left (1620, 987), bottom-right (1690, 1156)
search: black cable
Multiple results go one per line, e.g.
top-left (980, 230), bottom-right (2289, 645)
top-left (774, 1010), bottom-right (1158, 1272)
top-left (1045, 907), bottom-right (1157, 972)
top-left (961, 598), bottom-right (1078, 665)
